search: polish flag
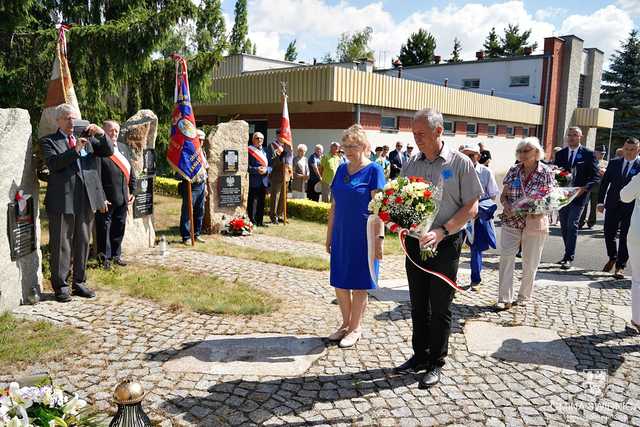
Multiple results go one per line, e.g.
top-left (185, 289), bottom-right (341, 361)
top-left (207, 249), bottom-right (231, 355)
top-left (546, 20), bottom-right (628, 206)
top-left (279, 94), bottom-right (292, 147)
top-left (38, 24), bottom-right (81, 138)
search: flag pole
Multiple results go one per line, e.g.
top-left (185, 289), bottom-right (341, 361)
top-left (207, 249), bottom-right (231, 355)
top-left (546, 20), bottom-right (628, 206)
top-left (280, 81), bottom-right (288, 225)
top-left (187, 181), bottom-right (195, 245)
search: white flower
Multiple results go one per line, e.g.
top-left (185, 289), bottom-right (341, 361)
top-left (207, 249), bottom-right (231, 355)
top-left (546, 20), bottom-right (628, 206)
top-left (61, 394), bottom-right (86, 415)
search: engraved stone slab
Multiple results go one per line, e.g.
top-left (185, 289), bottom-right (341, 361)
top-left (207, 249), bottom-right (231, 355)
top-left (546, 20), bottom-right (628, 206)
top-left (163, 334), bottom-right (326, 376)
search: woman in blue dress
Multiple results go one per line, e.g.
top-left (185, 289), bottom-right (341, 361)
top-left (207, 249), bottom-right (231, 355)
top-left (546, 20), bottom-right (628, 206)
top-left (325, 124), bottom-right (386, 348)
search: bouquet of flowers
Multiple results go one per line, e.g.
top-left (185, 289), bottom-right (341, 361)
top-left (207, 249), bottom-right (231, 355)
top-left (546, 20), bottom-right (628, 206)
top-left (221, 216), bottom-right (253, 236)
top-left (552, 166), bottom-right (572, 187)
top-left (1, 382), bottom-right (97, 427)
top-left (368, 176), bottom-right (441, 259)
top-left (511, 186), bottom-right (581, 215)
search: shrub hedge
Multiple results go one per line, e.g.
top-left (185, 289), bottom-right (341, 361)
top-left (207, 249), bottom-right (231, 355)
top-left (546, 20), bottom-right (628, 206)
top-left (153, 176), bottom-right (330, 223)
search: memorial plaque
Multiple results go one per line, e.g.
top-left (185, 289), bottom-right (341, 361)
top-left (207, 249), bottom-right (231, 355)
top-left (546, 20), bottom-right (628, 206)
top-left (143, 148), bottom-right (156, 176)
top-left (223, 149), bottom-right (239, 173)
top-left (133, 175), bottom-right (154, 218)
top-left (218, 175), bottom-right (242, 207)
top-left (7, 198), bottom-right (36, 261)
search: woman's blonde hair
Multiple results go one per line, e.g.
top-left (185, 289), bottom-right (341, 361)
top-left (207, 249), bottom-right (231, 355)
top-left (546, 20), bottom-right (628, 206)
top-left (341, 124), bottom-right (371, 155)
top-left (516, 137), bottom-right (545, 161)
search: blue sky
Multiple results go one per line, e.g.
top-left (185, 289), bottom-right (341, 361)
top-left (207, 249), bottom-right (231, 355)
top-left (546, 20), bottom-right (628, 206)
top-left (218, 0), bottom-right (639, 66)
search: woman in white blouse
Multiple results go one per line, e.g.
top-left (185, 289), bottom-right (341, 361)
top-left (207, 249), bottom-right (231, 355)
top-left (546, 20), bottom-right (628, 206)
top-left (621, 173), bottom-right (640, 333)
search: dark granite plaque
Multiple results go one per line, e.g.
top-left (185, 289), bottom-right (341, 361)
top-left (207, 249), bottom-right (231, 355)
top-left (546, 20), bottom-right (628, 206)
top-left (133, 175), bottom-right (154, 218)
top-left (7, 198), bottom-right (36, 261)
top-left (223, 149), bottom-right (239, 173)
top-left (218, 175), bottom-right (242, 207)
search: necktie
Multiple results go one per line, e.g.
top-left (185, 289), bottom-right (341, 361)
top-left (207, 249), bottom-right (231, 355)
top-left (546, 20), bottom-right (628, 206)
top-left (622, 161), bottom-right (630, 178)
top-left (568, 150), bottom-right (575, 167)
top-left (67, 134), bottom-right (76, 149)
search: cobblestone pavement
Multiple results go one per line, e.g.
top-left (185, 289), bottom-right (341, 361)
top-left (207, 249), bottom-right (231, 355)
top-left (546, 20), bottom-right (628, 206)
top-left (4, 234), bottom-right (640, 426)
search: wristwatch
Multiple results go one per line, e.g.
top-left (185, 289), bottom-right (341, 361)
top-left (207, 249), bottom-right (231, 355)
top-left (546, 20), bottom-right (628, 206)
top-left (440, 225), bottom-right (450, 237)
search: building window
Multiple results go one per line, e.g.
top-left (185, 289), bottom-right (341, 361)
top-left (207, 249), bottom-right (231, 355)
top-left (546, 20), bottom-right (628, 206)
top-left (443, 120), bottom-right (454, 135)
top-left (577, 75), bottom-right (586, 107)
top-left (463, 79), bottom-right (480, 89)
top-left (381, 116), bottom-right (397, 130)
top-left (488, 124), bottom-right (497, 136)
top-left (510, 75), bottom-right (530, 87)
top-left (523, 127), bottom-right (529, 137)
top-left (506, 126), bottom-right (514, 137)
top-left (466, 123), bottom-right (477, 136)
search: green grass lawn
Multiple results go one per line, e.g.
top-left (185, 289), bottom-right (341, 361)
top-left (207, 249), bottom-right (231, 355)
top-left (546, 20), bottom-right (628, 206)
top-left (0, 313), bottom-right (84, 369)
top-left (90, 265), bottom-right (279, 315)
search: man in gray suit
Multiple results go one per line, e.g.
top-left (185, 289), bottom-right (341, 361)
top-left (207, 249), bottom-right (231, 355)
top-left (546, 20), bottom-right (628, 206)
top-left (40, 103), bottom-right (114, 302)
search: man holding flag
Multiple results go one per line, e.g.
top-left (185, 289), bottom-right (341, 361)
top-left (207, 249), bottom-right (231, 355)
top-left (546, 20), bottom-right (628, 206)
top-left (166, 55), bottom-right (205, 244)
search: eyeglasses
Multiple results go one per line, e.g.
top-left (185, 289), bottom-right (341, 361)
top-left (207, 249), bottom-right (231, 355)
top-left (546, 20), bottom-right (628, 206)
top-left (342, 144), bottom-right (360, 150)
top-left (516, 148), bottom-right (533, 154)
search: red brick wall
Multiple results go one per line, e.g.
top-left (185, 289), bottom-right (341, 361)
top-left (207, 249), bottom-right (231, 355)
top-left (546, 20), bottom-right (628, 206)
top-left (497, 125), bottom-right (507, 137)
top-left (514, 127), bottom-right (524, 137)
top-left (530, 127), bottom-right (537, 137)
top-left (455, 121), bottom-right (467, 134)
top-left (477, 123), bottom-right (488, 135)
top-left (359, 112), bottom-right (381, 130)
top-left (541, 37), bottom-right (565, 158)
top-left (237, 112), bottom-right (356, 129)
top-left (398, 116), bottom-right (412, 131)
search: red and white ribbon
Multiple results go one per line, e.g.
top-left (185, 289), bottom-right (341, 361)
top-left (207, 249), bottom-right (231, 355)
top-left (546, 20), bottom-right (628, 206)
top-left (368, 215), bottom-right (465, 292)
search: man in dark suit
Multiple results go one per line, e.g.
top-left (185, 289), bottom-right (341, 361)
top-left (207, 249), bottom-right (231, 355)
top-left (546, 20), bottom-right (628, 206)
top-left (554, 126), bottom-right (600, 269)
top-left (388, 141), bottom-right (408, 179)
top-left (597, 138), bottom-right (640, 278)
top-left (40, 103), bottom-right (114, 302)
top-left (247, 132), bottom-right (270, 226)
top-left (95, 121), bottom-right (136, 269)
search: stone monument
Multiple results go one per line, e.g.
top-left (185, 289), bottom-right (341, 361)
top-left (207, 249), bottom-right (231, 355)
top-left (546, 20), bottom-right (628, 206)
top-left (0, 109), bottom-right (42, 311)
top-left (120, 110), bottom-right (158, 253)
top-left (202, 120), bottom-right (249, 234)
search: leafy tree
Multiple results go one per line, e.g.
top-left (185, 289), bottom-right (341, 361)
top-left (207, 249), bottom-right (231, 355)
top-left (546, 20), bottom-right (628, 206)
top-left (284, 39), bottom-right (298, 62)
top-left (398, 29), bottom-right (436, 66)
top-left (501, 24), bottom-right (537, 56)
top-left (195, 0), bottom-right (226, 53)
top-left (321, 52), bottom-right (334, 63)
top-left (335, 26), bottom-right (374, 63)
top-left (483, 27), bottom-right (503, 58)
top-left (229, 0), bottom-right (253, 55)
top-left (600, 29), bottom-right (640, 148)
top-left (0, 0), bottom-right (225, 176)
top-left (449, 37), bottom-right (462, 63)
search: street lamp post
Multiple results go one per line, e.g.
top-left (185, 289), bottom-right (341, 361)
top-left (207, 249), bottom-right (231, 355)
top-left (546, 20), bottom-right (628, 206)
top-left (607, 107), bottom-right (618, 161)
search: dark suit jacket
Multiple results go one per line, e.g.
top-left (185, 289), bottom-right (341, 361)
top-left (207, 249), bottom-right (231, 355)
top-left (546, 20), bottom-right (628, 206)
top-left (598, 157), bottom-right (640, 209)
top-left (40, 129), bottom-right (114, 214)
top-left (554, 146), bottom-right (600, 190)
top-left (248, 146), bottom-right (269, 189)
top-left (96, 142), bottom-right (137, 207)
top-left (388, 149), bottom-right (408, 179)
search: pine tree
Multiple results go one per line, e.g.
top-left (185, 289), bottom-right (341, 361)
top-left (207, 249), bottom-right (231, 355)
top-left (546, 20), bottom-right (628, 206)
top-left (483, 27), bottom-right (503, 58)
top-left (501, 24), bottom-right (538, 56)
top-left (196, 0), bottom-right (227, 53)
top-left (335, 27), bottom-right (374, 62)
top-left (600, 30), bottom-right (640, 147)
top-left (229, 0), bottom-right (253, 55)
top-left (0, 0), bottom-right (224, 176)
top-left (449, 37), bottom-right (462, 63)
top-left (285, 39), bottom-right (298, 62)
top-left (398, 29), bottom-right (436, 66)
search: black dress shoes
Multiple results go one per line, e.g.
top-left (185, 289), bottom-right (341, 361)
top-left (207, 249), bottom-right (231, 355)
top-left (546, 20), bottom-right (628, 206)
top-left (393, 356), bottom-right (429, 374)
top-left (602, 259), bottom-right (616, 273)
top-left (561, 260), bottom-right (572, 270)
top-left (113, 257), bottom-right (127, 266)
top-left (72, 284), bottom-right (96, 298)
top-left (55, 292), bottom-right (72, 303)
top-left (418, 367), bottom-right (442, 389)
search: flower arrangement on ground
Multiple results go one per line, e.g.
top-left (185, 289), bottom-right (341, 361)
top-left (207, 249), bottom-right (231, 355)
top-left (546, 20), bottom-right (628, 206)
top-left (368, 175), bottom-right (441, 259)
top-left (221, 216), bottom-right (253, 236)
top-left (0, 382), bottom-right (98, 427)
top-left (511, 186), bottom-right (581, 215)
top-left (552, 166), bottom-right (572, 187)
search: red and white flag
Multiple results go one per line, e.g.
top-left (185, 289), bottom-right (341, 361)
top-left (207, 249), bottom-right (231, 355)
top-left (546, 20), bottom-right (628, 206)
top-left (38, 24), bottom-right (81, 138)
top-left (279, 94), bottom-right (292, 147)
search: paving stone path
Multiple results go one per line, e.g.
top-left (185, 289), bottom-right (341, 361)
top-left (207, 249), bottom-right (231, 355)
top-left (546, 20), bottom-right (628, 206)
top-left (3, 234), bottom-right (640, 426)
